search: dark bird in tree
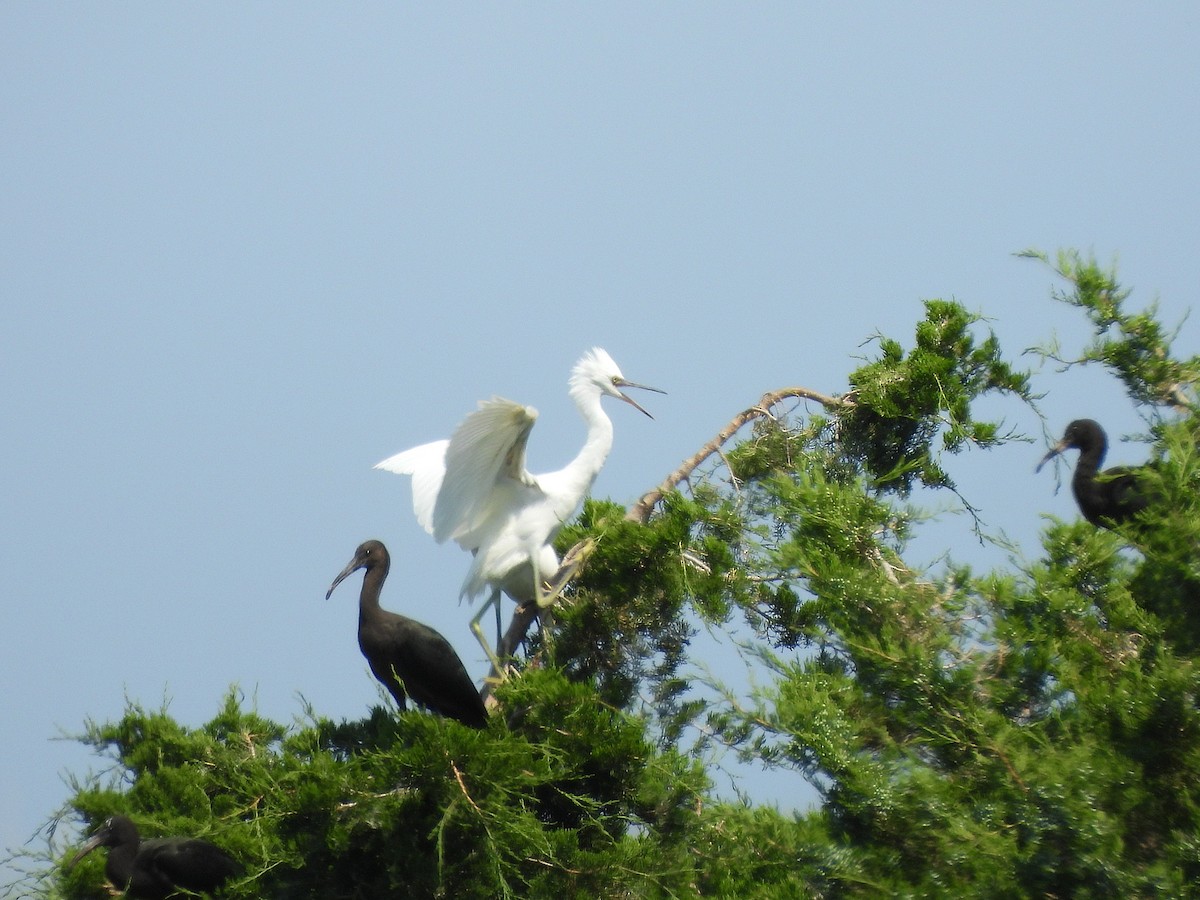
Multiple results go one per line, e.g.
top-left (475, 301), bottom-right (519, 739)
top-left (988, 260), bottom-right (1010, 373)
top-left (68, 814), bottom-right (242, 899)
top-left (1037, 418), bottom-right (1150, 527)
top-left (326, 540), bottom-right (489, 728)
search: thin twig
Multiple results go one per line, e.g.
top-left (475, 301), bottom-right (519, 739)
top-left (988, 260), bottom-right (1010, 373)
top-left (450, 762), bottom-right (483, 816)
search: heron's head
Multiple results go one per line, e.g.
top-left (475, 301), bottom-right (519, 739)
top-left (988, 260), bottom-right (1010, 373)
top-left (326, 540), bottom-right (390, 599)
top-left (572, 347), bottom-right (665, 419)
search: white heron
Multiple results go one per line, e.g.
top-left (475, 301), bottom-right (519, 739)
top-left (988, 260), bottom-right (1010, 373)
top-left (375, 347), bottom-right (663, 664)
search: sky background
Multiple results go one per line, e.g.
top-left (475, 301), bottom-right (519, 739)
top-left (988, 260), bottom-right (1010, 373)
top-left (3, 3), bottom-right (1199, 888)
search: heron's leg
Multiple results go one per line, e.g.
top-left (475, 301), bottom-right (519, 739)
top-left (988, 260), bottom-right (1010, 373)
top-left (470, 588), bottom-right (506, 677)
top-left (536, 537), bottom-right (596, 608)
top-left (482, 541), bottom-right (598, 693)
top-left (494, 594), bottom-right (503, 650)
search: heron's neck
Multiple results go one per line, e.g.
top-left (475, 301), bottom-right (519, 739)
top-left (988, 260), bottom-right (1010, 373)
top-left (555, 389), bottom-right (614, 503)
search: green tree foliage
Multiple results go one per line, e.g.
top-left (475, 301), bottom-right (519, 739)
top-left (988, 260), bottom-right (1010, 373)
top-left (47, 679), bottom-right (708, 899)
top-left (1022, 248), bottom-right (1199, 411)
top-left (14, 251), bottom-right (1200, 897)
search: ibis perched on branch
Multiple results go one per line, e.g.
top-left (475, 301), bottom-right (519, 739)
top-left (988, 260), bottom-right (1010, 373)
top-left (326, 540), bottom-right (489, 729)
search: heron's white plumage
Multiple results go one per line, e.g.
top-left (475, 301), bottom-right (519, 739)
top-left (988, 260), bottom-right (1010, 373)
top-left (375, 347), bottom-right (661, 652)
top-left (437, 399), bottom-right (540, 543)
top-left (375, 439), bottom-right (449, 535)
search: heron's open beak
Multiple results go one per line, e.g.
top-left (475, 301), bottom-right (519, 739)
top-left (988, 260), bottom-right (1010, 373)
top-left (615, 379), bottom-right (666, 420)
top-left (1036, 440), bottom-right (1069, 473)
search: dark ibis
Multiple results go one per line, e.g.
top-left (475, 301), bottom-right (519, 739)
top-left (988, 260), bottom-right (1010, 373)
top-left (1037, 418), bottom-right (1150, 527)
top-left (68, 814), bottom-right (241, 899)
top-left (325, 540), bottom-right (489, 729)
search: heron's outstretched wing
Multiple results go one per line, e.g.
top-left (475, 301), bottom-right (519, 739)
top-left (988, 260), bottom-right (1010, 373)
top-left (375, 439), bottom-right (449, 536)
top-left (434, 397), bottom-right (539, 543)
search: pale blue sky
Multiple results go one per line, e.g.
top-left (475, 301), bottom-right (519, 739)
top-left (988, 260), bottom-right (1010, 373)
top-left (3, 4), bottom-right (1199, 884)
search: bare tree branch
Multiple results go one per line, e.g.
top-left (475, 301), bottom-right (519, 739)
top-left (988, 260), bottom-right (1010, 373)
top-left (626, 386), bottom-right (851, 524)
